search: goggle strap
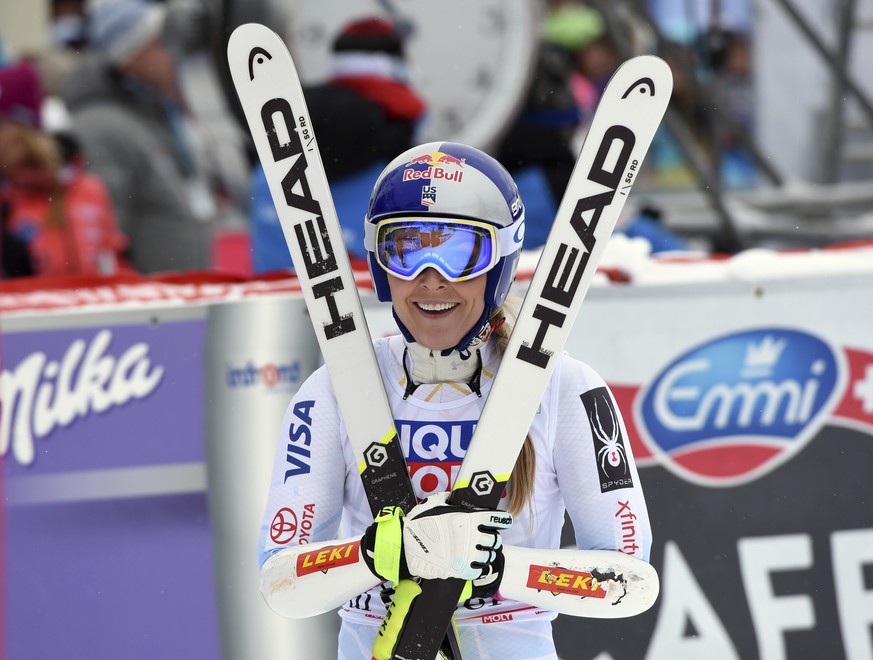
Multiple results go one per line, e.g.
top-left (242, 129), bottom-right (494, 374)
top-left (363, 220), bottom-right (378, 252)
top-left (497, 221), bottom-right (522, 257)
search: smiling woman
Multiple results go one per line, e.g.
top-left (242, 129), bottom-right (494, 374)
top-left (388, 268), bottom-right (487, 352)
top-left (257, 140), bottom-right (654, 660)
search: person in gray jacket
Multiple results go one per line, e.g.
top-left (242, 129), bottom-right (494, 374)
top-left (62, 0), bottom-right (219, 273)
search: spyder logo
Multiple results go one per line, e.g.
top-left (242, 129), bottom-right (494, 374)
top-left (581, 387), bottom-right (634, 492)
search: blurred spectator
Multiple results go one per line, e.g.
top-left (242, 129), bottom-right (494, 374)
top-left (618, 203), bottom-right (689, 253)
top-left (0, 62), bottom-right (129, 278)
top-left (34, 0), bottom-right (89, 98)
top-left (51, 0), bottom-right (89, 50)
top-left (647, 39), bottom-right (717, 188)
top-left (250, 16), bottom-right (427, 272)
top-left (709, 30), bottom-right (757, 188)
top-left (62, 0), bottom-right (225, 273)
top-left (495, 3), bottom-right (604, 250)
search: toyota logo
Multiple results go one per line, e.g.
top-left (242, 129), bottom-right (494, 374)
top-left (270, 507), bottom-right (298, 544)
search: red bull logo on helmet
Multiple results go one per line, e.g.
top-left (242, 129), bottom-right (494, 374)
top-left (404, 151), bottom-right (465, 183)
top-left (407, 151), bottom-right (466, 167)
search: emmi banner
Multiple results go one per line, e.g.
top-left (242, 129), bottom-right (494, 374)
top-left (552, 275), bottom-right (873, 660)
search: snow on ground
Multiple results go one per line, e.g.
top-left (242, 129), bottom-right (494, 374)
top-left (517, 234), bottom-right (873, 286)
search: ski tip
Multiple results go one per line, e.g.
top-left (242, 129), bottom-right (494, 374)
top-left (226, 22), bottom-right (297, 91)
top-left (612, 54), bottom-right (674, 102)
top-left (227, 22), bottom-right (288, 69)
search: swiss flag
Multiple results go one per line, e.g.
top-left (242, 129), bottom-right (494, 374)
top-left (832, 347), bottom-right (873, 434)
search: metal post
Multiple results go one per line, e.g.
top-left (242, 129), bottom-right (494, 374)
top-left (770, 0), bottom-right (873, 127)
top-left (819, 0), bottom-right (858, 183)
top-left (204, 295), bottom-right (338, 660)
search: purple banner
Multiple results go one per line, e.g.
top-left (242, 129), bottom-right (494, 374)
top-left (3, 317), bottom-right (220, 659)
top-left (2, 320), bottom-right (205, 475)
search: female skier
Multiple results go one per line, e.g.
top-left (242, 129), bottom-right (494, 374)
top-left (257, 142), bottom-right (652, 660)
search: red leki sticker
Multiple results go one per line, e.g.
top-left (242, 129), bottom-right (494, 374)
top-left (296, 541), bottom-right (361, 576)
top-left (526, 565), bottom-right (607, 599)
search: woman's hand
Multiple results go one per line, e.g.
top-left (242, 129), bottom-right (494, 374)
top-left (361, 492), bottom-right (513, 584)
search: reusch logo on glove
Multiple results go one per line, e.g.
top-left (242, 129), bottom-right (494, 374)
top-left (489, 514), bottom-right (512, 526)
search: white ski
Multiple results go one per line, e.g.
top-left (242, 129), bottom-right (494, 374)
top-left (500, 545), bottom-right (658, 619)
top-left (382, 55), bottom-right (674, 660)
top-left (226, 23), bottom-right (462, 659)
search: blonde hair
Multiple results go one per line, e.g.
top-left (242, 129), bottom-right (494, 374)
top-left (488, 295), bottom-right (536, 516)
top-left (0, 122), bottom-right (62, 173)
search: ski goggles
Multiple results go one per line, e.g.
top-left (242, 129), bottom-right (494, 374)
top-left (365, 217), bottom-right (522, 282)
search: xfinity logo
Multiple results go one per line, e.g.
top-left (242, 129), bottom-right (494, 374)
top-left (638, 328), bottom-right (843, 486)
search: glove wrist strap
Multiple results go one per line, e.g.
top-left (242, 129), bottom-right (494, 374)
top-left (368, 505), bottom-right (408, 584)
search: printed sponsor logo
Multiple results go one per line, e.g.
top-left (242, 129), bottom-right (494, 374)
top-left (638, 328), bottom-right (842, 486)
top-left (421, 185), bottom-right (437, 206)
top-left (582, 387), bottom-right (634, 492)
top-left (515, 124), bottom-right (635, 370)
top-left (406, 152), bottom-right (466, 167)
top-left (832, 347), bottom-right (873, 433)
top-left (225, 360), bottom-right (302, 389)
top-left (403, 152), bottom-right (465, 184)
top-left (285, 400), bottom-right (314, 480)
top-left (527, 565), bottom-right (607, 599)
top-left (296, 541), bottom-right (360, 576)
top-left (256, 87), bottom-right (356, 340)
top-left (397, 419), bottom-right (475, 499)
top-left (0, 329), bottom-right (164, 466)
top-left (270, 507), bottom-right (297, 544)
top-left (402, 167), bottom-right (463, 183)
top-left (269, 503), bottom-right (315, 545)
top-left (615, 500), bottom-right (641, 556)
top-left (481, 613), bottom-right (513, 624)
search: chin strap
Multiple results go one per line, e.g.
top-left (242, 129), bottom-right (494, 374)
top-left (402, 346), bottom-right (483, 400)
top-left (401, 347), bottom-right (420, 400)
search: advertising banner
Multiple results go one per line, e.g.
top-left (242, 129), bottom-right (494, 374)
top-left (550, 274), bottom-right (873, 660)
top-left (1, 307), bottom-right (221, 660)
top-left (4, 269), bottom-right (871, 659)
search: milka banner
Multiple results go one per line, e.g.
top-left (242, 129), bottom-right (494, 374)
top-left (0, 308), bottom-right (223, 660)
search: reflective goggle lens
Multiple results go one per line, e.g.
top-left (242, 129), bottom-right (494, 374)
top-left (375, 219), bottom-right (498, 282)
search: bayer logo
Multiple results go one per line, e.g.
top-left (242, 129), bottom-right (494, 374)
top-left (365, 443), bottom-right (389, 468)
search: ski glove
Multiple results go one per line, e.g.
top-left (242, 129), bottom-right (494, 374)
top-left (361, 492), bottom-right (513, 584)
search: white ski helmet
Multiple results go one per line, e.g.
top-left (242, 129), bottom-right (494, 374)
top-left (364, 142), bottom-right (525, 347)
